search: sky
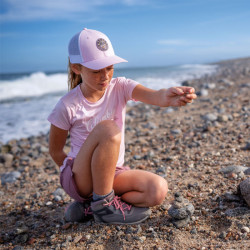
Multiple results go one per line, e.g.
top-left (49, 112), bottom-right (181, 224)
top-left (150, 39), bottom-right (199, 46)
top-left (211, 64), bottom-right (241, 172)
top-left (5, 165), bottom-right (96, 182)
top-left (0, 0), bottom-right (250, 73)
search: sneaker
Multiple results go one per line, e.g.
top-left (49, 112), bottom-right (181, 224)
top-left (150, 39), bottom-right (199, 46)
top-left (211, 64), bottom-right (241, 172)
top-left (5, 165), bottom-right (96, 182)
top-left (64, 200), bottom-right (92, 222)
top-left (91, 191), bottom-right (151, 224)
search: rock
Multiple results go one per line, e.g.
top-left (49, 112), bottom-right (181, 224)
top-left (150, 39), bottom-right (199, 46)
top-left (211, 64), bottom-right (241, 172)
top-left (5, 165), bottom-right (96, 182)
top-left (142, 122), bottom-right (157, 129)
top-left (181, 80), bottom-right (193, 86)
top-left (219, 231), bottom-right (227, 239)
top-left (217, 115), bottom-right (228, 122)
top-left (204, 83), bottom-right (216, 89)
top-left (168, 192), bottom-right (194, 228)
top-left (242, 141), bottom-right (250, 150)
top-left (203, 113), bottom-right (218, 122)
top-left (133, 155), bottom-right (141, 160)
top-left (239, 177), bottom-right (250, 206)
top-left (244, 168), bottom-right (250, 175)
top-left (0, 153), bottom-right (14, 168)
top-left (224, 192), bottom-right (241, 202)
top-left (53, 188), bottom-right (66, 198)
top-left (241, 226), bottom-right (250, 233)
top-left (172, 217), bottom-right (190, 228)
top-left (1, 171), bottom-right (21, 185)
top-left (219, 165), bottom-right (249, 175)
top-left (163, 107), bottom-right (174, 113)
top-left (170, 129), bottom-right (182, 135)
top-left (198, 89), bottom-right (209, 97)
top-left (225, 207), bottom-right (250, 217)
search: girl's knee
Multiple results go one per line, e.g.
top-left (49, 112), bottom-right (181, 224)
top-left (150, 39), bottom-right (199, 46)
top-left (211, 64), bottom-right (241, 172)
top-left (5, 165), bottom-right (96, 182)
top-left (149, 178), bottom-right (168, 206)
top-left (95, 120), bottom-right (121, 143)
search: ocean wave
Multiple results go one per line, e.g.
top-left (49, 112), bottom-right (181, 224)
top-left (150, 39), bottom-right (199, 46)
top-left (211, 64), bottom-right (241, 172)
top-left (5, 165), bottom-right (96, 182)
top-left (0, 72), bottom-right (68, 101)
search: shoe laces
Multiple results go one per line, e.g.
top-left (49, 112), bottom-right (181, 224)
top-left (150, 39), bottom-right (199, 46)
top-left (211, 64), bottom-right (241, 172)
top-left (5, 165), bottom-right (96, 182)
top-left (104, 196), bottom-right (132, 220)
top-left (84, 206), bottom-right (93, 217)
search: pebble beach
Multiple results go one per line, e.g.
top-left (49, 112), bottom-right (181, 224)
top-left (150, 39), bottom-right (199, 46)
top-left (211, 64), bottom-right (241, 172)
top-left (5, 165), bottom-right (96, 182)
top-left (0, 57), bottom-right (250, 249)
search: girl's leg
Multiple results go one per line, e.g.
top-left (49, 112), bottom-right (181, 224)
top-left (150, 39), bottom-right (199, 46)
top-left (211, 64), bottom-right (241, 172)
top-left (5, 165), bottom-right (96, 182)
top-left (113, 170), bottom-right (168, 207)
top-left (72, 120), bottom-right (121, 197)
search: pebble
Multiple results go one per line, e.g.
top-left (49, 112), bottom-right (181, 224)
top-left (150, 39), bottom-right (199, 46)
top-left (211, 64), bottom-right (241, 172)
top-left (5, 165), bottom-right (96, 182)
top-left (217, 114), bottom-right (228, 122)
top-left (203, 113), bottom-right (218, 122)
top-left (1, 171), bottom-right (21, 185)
top-left (74, 235), bottom-right (83, 243)
top-left (171, 129), bottom-right (182, 135)
top-left (224, 192), bottom-right (240, 202)
top-left (242, 141), bottom-right (250, 150)
top-left (241, 226), bottom-right (250, 233)
top-left (198, 89), bottom-right (209, 96)
top-left (225, 207), bottom-right (250, 217)
top-left (239, 177), bottom-right (250, 206)
top-left (219, 165), bottom-right (249, 175)
top-left (172, 216), bottom-right (190, 228)
top-left (219, 231), bottom-right (227, 239)
top-left (0, 153), bottom-right (13, 167)
top-left (53, 188), bottom-right (66, 198)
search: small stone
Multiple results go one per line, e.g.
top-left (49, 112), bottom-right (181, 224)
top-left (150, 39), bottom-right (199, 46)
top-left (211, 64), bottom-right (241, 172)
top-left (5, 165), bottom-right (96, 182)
top-left (54, 195), bottom-right (62, 202)
top-left (53, 188), bottom-right (66, 198)
top-left (1, 171), bottom-right (21, 185)
top-left (74, 235), bottom-right (83, 243)
top-left (203, 113), bottom-right (218, 122)
top-left (171, 129), bottom-right (182, 135)
top-left (172, 217), bottom-right (190, 228)
top-left (242, 141), bottom-right (250, 150)
top-left (85, 234), bottom-right (91, 240)
top-left (241, 226), bottom-right (250, 233)
top-left (217, 115), bottom-right (228, 122)
top-left (62, 223), bottom-right (72, 230)
top-left (46, 201), bottom-right (53, 206)
top-left (225, 207), bottom-right (250, 217)
top-left (224, 192), bottom-right (240, 202)
top-left (198, 89), bottom-right (209, 96)
top-left (219, 231), bottom-right (227, 239)
top-left (139, 236), bottom-right (146, 242)
top-left (133, 155), bottom-right (141, 160)
top-left (190, 228), bottom-right (197, 234)
top-left (219, 165), bottom-right (248, 175)
top-left (239, 177), bottom-right (250, 206)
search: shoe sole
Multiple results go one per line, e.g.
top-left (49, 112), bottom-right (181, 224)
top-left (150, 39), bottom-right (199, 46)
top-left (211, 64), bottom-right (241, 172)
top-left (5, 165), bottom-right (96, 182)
top-left (93, 213), bottom-right (151, 225)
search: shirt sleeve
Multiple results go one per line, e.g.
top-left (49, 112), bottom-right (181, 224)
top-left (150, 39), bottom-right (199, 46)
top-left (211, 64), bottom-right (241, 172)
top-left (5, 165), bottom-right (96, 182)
top-left (47, 99), bottom-right (71, 130)
top-left (117, 77), bottom-right (139, 102)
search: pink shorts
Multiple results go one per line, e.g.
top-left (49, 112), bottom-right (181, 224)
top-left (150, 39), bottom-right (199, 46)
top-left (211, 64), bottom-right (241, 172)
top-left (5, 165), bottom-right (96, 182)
top-left (60, 157), bottom-right (130, 202)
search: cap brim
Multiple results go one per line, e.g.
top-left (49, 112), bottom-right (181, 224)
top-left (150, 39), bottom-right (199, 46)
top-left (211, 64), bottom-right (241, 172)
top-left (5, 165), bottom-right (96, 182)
top-left (80, 55), bottom-right (128, 70)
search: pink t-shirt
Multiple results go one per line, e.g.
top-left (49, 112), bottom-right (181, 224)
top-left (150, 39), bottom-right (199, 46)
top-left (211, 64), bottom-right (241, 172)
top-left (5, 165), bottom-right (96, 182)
top-left (48, 77), bottom-right (139, 167)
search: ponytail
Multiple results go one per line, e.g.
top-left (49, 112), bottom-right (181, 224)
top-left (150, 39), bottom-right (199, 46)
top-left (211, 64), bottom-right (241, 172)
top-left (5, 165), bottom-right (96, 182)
top-left (68, 60), bottom-right (82, 90)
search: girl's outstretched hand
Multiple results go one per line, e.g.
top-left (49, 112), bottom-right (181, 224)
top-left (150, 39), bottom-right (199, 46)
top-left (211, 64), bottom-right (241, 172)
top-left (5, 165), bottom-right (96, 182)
top-left (164, 86), bottom-right (197, 107)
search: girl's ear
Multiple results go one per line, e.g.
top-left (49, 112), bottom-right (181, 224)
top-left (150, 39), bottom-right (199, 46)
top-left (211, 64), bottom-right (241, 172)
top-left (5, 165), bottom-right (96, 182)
top-left (71, 64), bottom-right (81, 75)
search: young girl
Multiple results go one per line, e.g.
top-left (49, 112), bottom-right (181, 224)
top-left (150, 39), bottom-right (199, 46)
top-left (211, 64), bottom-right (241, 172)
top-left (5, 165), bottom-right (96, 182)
top-left (48, 28), bottom-right (197, 224)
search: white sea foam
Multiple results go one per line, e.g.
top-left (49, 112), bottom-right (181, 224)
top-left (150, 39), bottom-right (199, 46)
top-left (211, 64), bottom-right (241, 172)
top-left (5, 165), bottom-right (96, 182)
top-left (0, 72), bottom-right (67, 101)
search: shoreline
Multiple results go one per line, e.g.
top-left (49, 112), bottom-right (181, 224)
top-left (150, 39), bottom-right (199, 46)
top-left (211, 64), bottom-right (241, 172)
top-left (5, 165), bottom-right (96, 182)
top-left (0, 57), bottom-right (250, 249)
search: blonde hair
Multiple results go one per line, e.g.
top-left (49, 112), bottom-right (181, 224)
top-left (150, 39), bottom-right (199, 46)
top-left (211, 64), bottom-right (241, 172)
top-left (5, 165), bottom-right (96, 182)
top-left (68, 60), bottom-right (82, 90)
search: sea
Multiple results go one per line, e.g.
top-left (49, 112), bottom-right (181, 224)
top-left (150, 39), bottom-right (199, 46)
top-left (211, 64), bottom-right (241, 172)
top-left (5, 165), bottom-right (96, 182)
top-left (0, 64), bottom-right (218, 144)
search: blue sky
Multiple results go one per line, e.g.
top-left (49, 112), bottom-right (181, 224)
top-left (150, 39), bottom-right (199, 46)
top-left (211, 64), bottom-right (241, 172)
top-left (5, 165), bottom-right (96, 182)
top-left (0, 0), bottom-right (250, 73)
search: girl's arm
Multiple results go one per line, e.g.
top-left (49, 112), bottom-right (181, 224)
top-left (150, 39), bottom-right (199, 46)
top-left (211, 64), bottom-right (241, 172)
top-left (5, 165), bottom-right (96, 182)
top-left (132, 84), bottom-right (197, 107)
top-left (49, 124), bottom-right (68, 166)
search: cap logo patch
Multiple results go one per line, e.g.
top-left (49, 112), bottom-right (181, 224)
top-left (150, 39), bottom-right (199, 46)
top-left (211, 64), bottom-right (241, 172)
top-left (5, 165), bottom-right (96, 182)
top-left (96, 38), bottom-right (109, 51)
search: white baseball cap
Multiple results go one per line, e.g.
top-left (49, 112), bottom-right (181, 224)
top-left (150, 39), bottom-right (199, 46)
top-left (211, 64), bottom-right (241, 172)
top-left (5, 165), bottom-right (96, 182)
top-left (68, 28), bottom-right (128, 70)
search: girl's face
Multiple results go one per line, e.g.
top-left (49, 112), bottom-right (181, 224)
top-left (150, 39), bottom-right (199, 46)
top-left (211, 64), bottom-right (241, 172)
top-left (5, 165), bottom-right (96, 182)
top-left (77, 65), bottom-right (114, 92)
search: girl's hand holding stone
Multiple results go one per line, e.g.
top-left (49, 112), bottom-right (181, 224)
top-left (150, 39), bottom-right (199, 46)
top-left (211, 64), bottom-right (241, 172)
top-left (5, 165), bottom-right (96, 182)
top-left (164, 86), bottom-right (197, 107)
